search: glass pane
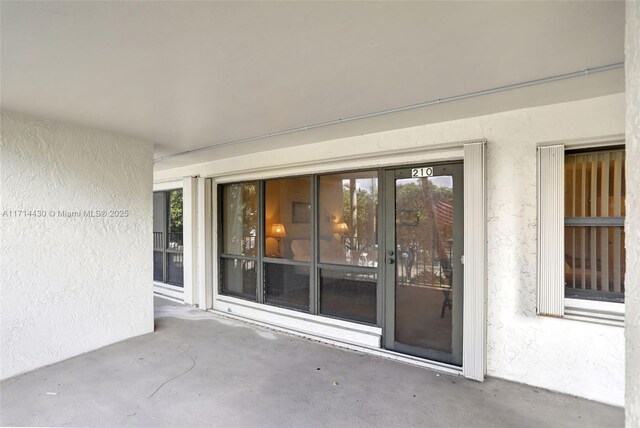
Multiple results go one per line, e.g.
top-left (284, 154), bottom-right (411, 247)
top-left (153, 251), bottom-right (163, 282)
top-left (222, 182), bottom-right (258, 256)
top-left (564, 226), bottom-right (625, 302)
top-left (153, 192), bottom-right (165, 253)
top-left (395, 175), bottom-right (455, 354)
top-left (167, 189), bottom-right (183, 251)
top-left (167, 253), bottom-right (184, 287)
top-left (320, 269), bottom-right (376, 324)
top-left (565, 149), bottom-right (625, 218)
top-left (318, 171), bottom-right (378, 266)
top-left (264, 263), bottom-right (309, 311)
top-left (221, 258), bottom-right (257, 300)
top-left (153, 192), bottom-right (165, 236)
top-left (264, 177), bottom-right (311, 260)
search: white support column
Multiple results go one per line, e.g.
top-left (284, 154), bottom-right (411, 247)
top-left (182, 176), bottom-right (198, 305)
top-left (197, 177), bottom-right (213, 310)
top-left (463, 141), bottom-right (487, 381)
top-left (536, 145), bottom-right (565, 317)
top-left (625, 0), bottom-right (640, 425)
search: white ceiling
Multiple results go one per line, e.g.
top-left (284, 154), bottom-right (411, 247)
top-left (1, 1), bottom-right (624, 167)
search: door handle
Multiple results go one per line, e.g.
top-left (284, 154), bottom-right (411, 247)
top-left (387, 258), bottom-right (395, 264)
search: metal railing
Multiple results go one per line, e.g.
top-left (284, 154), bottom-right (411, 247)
top-left (153, 232), bottom-right (164, 250)
top-left (167, 232), bottom-right (184, 251)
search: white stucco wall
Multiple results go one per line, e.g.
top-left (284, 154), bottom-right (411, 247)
top-left (155, 92), bottom-right (626, 406)
top-left (625, 0), bottom-right (640, 424)
top-left (0, 113), bottom-right (154, 380)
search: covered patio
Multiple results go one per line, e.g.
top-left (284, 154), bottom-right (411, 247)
top-left (0, 298), bottom-right (623, 427)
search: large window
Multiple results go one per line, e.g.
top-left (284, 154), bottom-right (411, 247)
top-left (564, 148), bottom-right (625, 302)
top-left (153, 189), bottom-right (184, 287)
top-left (219, 170), bottom-right (379, 324)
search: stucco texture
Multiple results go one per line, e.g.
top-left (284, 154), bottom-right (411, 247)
top-left (476, 96), bottom-right (625, 407)
top-left (0, 113), bottom-right (154, 380)
top-left (625, 0), bottom-right (640, 425)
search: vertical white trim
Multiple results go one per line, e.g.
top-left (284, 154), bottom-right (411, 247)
top-left (537, 145), bottom-right (565, 317)
top-left (211, 181), bottom-right (220, 304)
top-left (463, 141), bottom-right (487, 381)
top-left (197, 177), bottom-right (213, 310)
top-left (182, 176), bottom-right (198, 305)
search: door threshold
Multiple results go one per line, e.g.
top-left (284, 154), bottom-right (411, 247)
top-left (370, 347), bottom-right (463, 376)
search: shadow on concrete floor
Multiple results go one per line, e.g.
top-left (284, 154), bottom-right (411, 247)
top-left (1, 297), bottom-right (624, 427)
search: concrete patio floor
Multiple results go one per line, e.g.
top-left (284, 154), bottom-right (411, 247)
top-left (1, 297), bottom-right (624, 427)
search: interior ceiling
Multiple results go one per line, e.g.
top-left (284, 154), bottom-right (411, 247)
top-left (1, 1), bottom-right (624, 166)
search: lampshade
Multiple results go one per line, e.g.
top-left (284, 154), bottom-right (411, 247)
top-left (270, 223), bottom-right (287, 238)
top-left (337, 222), bottom-right (348, 234)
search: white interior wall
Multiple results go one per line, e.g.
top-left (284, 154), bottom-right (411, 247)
top-left (0, 112), bottom-right (154, 380)
top-left (155, 92), bottom-right (625, 406)
top-left (625, 0), bottom-right (639, 424)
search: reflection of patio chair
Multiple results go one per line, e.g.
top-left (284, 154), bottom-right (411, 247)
top-left (440, 290), bottom-right (452, 318)
top-left (358, 252), bottom-right (368, 266)
top-left (440, 259), bottom-right (453, 318)
top-left (343, 237), bottom-right (378, 267)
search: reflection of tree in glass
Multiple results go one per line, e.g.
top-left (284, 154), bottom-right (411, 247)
top-left (342, 185), bottom-right (376, 247)
top-left (166, 189), bottom-right (185, 250)
top-left (228, 183), bottom-right (258, 254)
top-left (169, 189), bottom-right (183, 233)
top-left (396, 179), bottom-right (453, 286)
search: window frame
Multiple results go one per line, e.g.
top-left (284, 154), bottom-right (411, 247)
top-left (153, 188), bottom-right (185, 288)
top-left (537, 137), bottom-right (625, 326)
top-left (262, 174), bottom-right (314, 312)
top-left (218, 180), bottom-right (260, 301)
top-left (218, 169), bottom-right (382, 326)
top-left (316, 170), bottom-right (381, 324)
top-left (563, 147), bottom-right (625, 303)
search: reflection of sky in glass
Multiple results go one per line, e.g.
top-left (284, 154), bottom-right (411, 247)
top-left (404, 176), bottom-right (452, 188)
top-left (430, 176), bottom-right (453, 188)
top-left (342, 178), bottom-right (376, 193)
top-left (338, 175), bottom-right (452, 192)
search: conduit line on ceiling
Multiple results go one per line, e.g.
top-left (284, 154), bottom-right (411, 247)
top-left (154, 62), bottom-right (623, 164)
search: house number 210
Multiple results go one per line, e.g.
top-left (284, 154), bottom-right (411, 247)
top-left (411, 167), bottom-right (433, 177)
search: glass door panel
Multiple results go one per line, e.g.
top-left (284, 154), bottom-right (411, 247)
top-left (384, 163), bottom-right (463, 366)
